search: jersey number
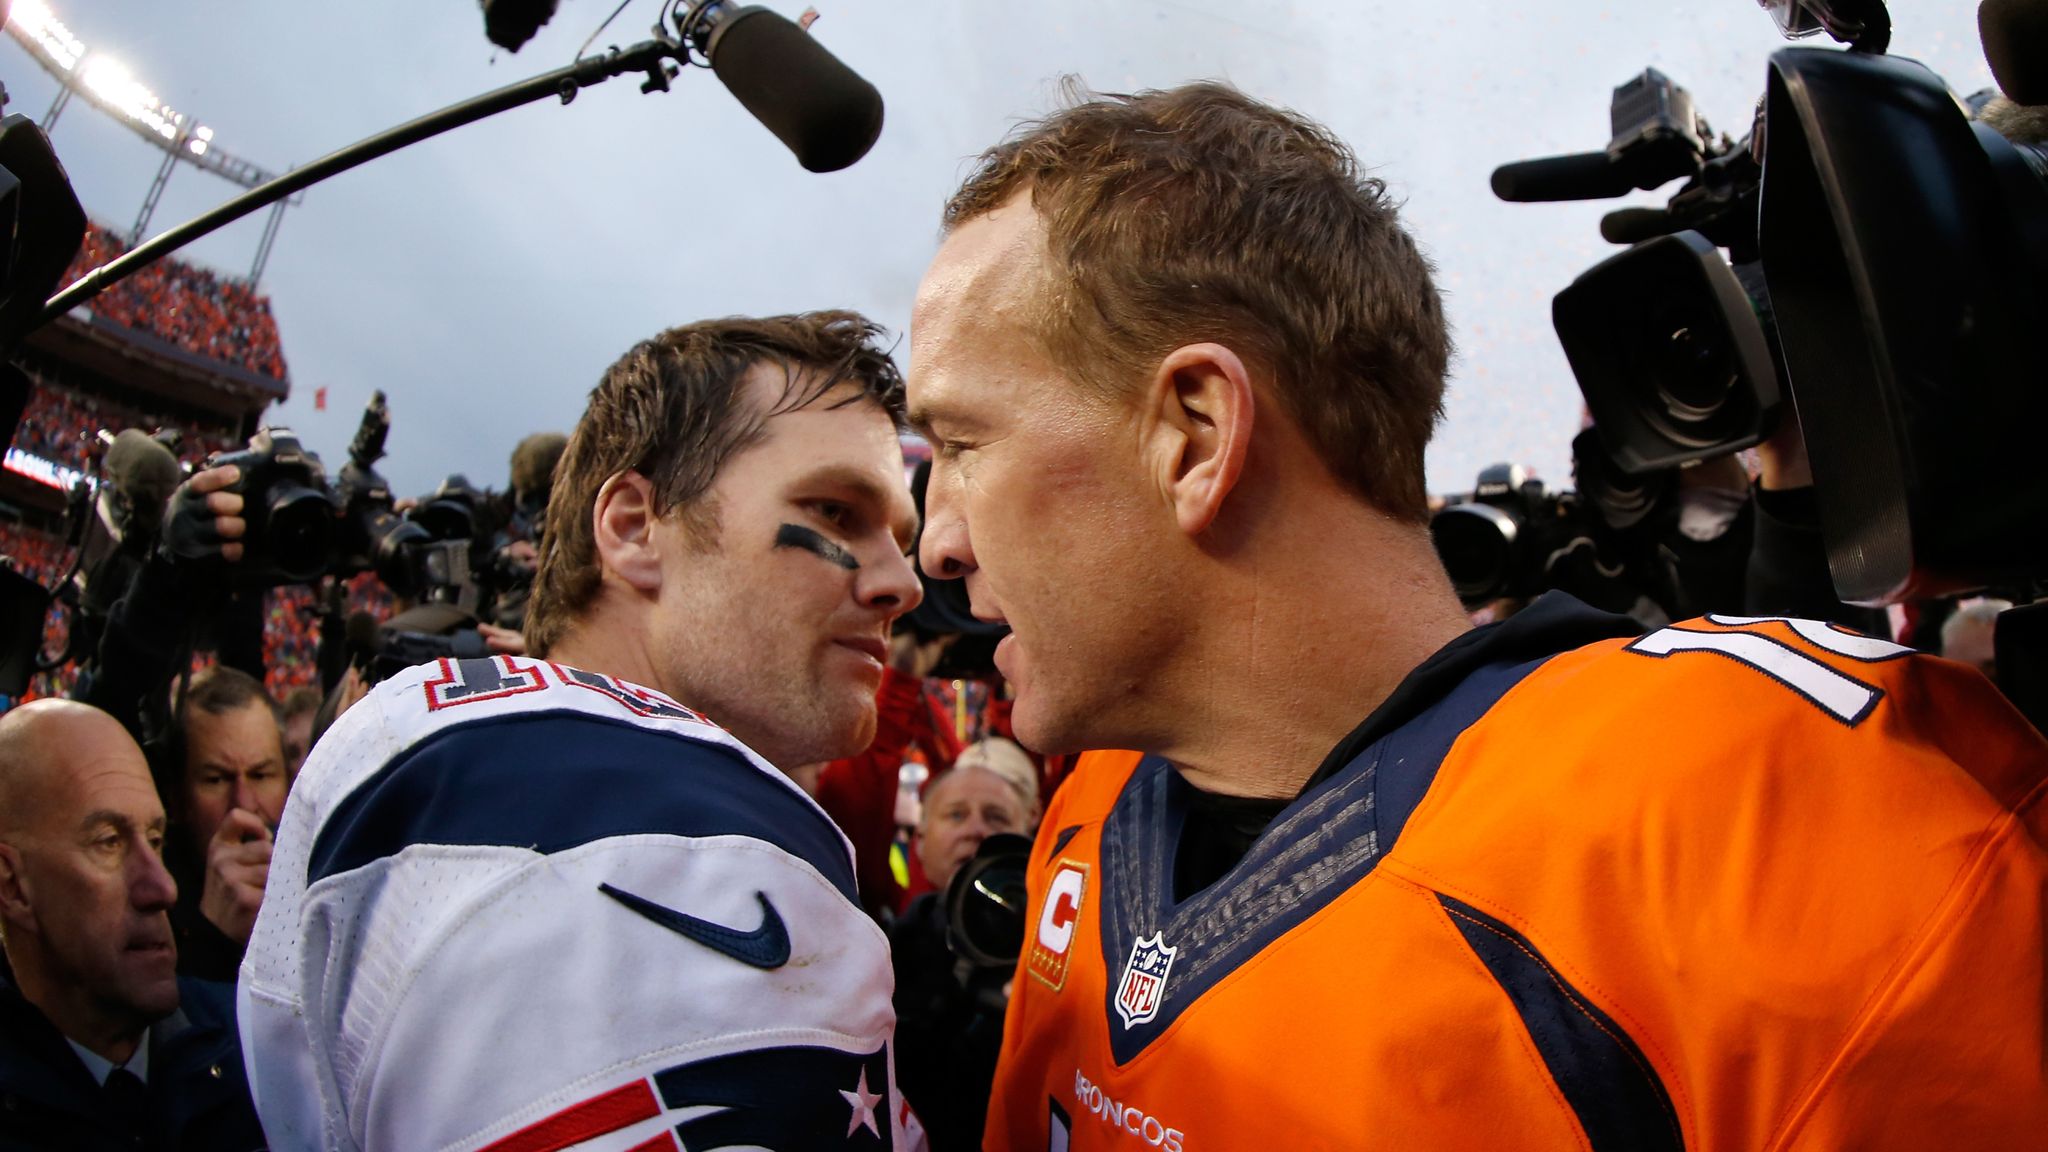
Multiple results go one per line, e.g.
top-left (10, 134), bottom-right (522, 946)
top-left (1627, 615), bottom-right (1908, 727)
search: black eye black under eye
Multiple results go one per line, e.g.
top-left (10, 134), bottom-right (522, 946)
top-left (775, 523), bottom-right (860, 571)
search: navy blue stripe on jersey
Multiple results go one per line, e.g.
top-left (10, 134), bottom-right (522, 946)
top-left (655, 1044), bottom-right (892, 1150)
top-left (307, 712), bottom-right (857, 903)
top-left (1438, 894), bottom-right (1684, 1152)
top-left (1097, 650), bottom-right (1558, 1066)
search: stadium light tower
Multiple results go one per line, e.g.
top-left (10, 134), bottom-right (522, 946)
top-left (3, 0), bottom-right (302, 283)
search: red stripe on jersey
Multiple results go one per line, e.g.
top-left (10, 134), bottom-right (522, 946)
top-left (479, 1079), bottom-right (661, 1152)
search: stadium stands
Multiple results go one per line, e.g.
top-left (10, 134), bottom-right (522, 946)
top-left (64, 221), bottom-right (288, 382)
top-left (12, 375), bottom-right (241, 474)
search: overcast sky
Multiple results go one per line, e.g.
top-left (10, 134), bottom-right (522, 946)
top-left (2, 0), bottom-right (1997, 498)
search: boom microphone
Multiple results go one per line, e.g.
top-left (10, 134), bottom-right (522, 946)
top-left (1490, 151), bottom-right (1635, 202)
top-left (1981, 0), bottom-right (2048, 106)
top-left (697, 6), bottom-right (884, 173)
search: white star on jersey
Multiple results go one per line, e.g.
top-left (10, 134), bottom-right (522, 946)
top-left (841, 1066), bottom-right (882, 1138)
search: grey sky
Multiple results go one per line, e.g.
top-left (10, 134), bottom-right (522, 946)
top-left (2, 1), bottom-right (1996, 499)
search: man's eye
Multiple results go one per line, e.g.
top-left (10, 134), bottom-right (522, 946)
top-left (935, 440), bottom-right (970, 461)
top-left (816, 502), bottom-right (852, 525)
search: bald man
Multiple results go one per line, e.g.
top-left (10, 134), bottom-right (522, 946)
top-left (0, 699), bottom-right (263, 1151)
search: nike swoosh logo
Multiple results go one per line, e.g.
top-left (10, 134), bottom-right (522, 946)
top-left (598, 884), bottom-right (791, 970)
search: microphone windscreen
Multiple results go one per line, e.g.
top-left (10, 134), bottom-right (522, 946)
top-left (1491, 152), bottom-right (1634, 203)
top-left (344, 610), bottom-right (379, 658)
top-left (1981, 0), bottom-right (2048, 106)
top-left (1600, 207), bottom-right (1675, 245)
top-left (706, 7), bottom-right (884, 173)
top-left (103, 429), bottom-right (180, 536)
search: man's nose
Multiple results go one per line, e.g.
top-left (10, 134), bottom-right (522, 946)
top-left (231, 774), bottom-right (261, 816)
top-left (918, 463), bottom-right (975, 582)
top-left (132, 837), bottom-right (177, 911)
top-left (859, 545), bottom-right (924, 618)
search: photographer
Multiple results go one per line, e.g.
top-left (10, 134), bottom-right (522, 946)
top-left (71, 462), bottom-right (251, 742)
top-left (889, 754), bottom-right (1032, 1152)
top-left (485, 430), bottom-right (567, 634)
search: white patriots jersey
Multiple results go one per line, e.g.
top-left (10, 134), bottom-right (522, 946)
top-left (240, 655), bottom-right (924, 1152)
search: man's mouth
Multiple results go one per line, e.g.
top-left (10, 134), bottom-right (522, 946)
top-left (835, 636), bottom-right (888, 664)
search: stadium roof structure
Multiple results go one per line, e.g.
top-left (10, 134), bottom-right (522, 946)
top-left (6, 0), bottom-right (301, 281)
top-left (0, 4), bottom-right (301, 506)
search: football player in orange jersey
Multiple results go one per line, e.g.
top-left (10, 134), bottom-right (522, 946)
top-left (906, 81), bottom-right (2048, 1151)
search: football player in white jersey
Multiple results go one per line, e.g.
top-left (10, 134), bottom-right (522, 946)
top-left (241, 312), bottom-right (927, 1152)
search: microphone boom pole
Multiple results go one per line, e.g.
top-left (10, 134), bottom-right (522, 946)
top-left (41, 39), bottom-right (680, 324)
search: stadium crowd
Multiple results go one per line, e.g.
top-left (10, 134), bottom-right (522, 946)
top-left (11, 376), bottom-right (240, 475)
top-left (62, 221), bottom-right (289, 382)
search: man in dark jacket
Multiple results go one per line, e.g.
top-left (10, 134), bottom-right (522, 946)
top-left (0, 699), bottom-right (264, 1150)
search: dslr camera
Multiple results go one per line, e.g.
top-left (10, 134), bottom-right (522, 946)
top-left (210, 427), bottom-right (336, 586)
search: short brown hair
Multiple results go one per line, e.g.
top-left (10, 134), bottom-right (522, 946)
top-left (525, 312), bottom-right (906, 656)
top-left (945, 81), bottom-right (1449, 522)
top-left (183, 665), bottom-right (274, 720)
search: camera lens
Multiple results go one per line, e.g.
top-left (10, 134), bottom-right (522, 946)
top-left (414, 502), bottom-right (469, 541)
top-left (1639, 298), bottom-right (1739, 448)
top-left (945, 833), bottom-right (1033, 968)
top-left (1571, 428), bottom-right (1671, 531)
top-left (957, 862), bottom-right (1026, 962)
top-left (1429, 504), bottom-right (1519, 606)
top-left (264, 484), bottom-right (335, 584)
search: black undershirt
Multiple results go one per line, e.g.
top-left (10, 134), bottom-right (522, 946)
top-left (1172, 787), bottom-right (1292, 902)
top-left (1166, 593), bottom-right (1647, 903)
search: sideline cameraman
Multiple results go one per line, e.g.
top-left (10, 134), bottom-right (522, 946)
top-left (242, 314), bottom-right (928, 1150)
top-left (71, 463), bottom-right (250, 741)
top-left (890, 756), bottom-right (1032, 1152)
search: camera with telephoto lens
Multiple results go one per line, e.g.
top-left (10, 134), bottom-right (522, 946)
top-left (208, 428), bottom-right (337, 587)
top-left (1429, 430), bottom-right (1743, 621)
top-left (1431, 463), bottom-right (1606, 610)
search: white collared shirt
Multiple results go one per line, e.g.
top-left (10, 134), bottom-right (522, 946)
top-left (65, 1028), bottom-right (150, 1086)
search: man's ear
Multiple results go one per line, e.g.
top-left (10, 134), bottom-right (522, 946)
top-left (1146, 343), bottom-right (1255, 537)
top-left (591, 471), bottom-right (664, 594)
top-left (0, 844), bottom-right (38, 937)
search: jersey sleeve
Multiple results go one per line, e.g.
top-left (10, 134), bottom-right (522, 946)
top-left (1389, 614), bottom-right (2048, 1150)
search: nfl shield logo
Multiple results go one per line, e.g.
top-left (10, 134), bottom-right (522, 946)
top-left (1113, 932), bottom-right (1177, 1029)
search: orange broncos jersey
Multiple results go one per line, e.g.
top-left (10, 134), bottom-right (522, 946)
top-left (987, 597), bottom-right (2048, 1152)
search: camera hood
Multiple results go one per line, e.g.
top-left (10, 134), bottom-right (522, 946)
top-left (1760, 47), bottom-right (2048, 602)
top-left (1553, 230), bottom-right (1780, 474)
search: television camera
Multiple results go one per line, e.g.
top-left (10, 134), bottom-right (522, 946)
top-left (1473, 0), bottom-right (2048, 727)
